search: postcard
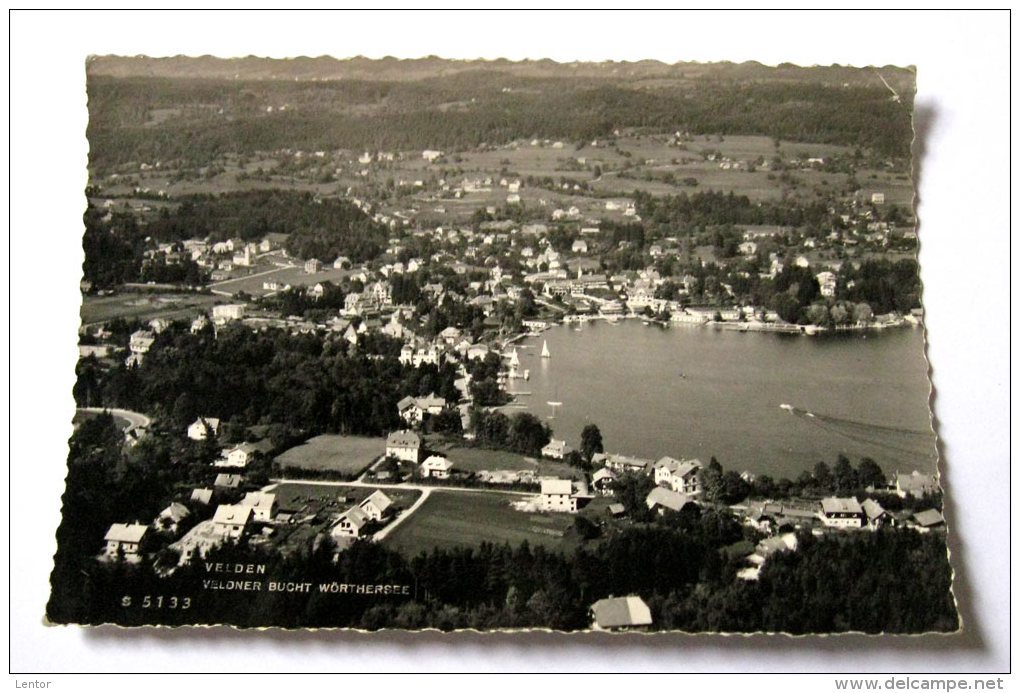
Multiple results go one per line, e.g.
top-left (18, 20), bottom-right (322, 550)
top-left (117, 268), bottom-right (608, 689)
top-left (49, 55), bottom-right (957, 633)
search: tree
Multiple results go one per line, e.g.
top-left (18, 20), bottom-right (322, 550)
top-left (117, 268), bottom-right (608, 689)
top-left (833, 455), bottom-right (859, 494)
top-left (580, 424), bottom-right (604, 465)
top-left (856, 458), bottom-right (887, 490)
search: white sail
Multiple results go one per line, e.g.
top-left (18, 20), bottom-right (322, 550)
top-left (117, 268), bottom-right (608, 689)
top-left (541, 340), bottom-right (550, 358)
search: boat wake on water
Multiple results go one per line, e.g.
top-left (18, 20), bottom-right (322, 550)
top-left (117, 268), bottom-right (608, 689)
top-left (779, 404), bottom-right (935, 458)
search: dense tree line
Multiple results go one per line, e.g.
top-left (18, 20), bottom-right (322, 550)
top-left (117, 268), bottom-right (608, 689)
top-left (633, 189), bottom-right (833, 236)
top-left (86, 74), bottom-right (912, 172)
top-left (142, 189), bottom-right (388, 263)
top-left (469, 408), bottom-right (551, 457)
top-left (76, 322), bottom-right (460, 438)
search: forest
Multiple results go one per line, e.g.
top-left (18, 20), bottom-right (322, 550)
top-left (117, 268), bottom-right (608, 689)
top-left (74, 322), bottom-right (461, 437)
top-left (86, 70), bottom-right (913, 171)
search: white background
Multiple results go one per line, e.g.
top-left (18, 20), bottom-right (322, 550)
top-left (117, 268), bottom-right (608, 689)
top-left (7, 9), bottom-right (1012, 676)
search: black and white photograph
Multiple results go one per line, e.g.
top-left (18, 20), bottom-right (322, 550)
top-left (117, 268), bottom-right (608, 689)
top-left (9, 9), bottom-right (1010, 676)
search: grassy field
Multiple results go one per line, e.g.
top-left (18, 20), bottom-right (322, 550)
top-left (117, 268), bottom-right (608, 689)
top-left (209, 263), bottom-right (352, 297)
top-left (275, 434), bottom-right (382, 476)
top-left (382, 489), bottom-right (576, 556)
top-left (439, 445), bottom-right (579, 478)
top-left (80, 292), bottom-right (221, 326)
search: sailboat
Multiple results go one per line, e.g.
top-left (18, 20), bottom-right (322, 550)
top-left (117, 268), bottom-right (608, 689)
top-left (541, 340), bottom-right (551, 358)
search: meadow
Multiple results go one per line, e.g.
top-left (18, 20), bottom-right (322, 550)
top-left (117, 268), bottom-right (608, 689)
top-left (274, 434), bottom-right (382, 477)
top-left (381, 489), bottom-right (576, 555)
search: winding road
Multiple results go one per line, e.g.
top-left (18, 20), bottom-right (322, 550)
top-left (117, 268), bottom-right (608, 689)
top-left (77, 407), bottom-right (152, 435)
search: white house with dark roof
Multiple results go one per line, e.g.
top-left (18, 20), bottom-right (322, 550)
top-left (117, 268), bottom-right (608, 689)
top-left (216, 442), bottom-right (259, 468)
top-left (592, 467), bottom-right (618, 496)
top-left (653, 457), bottom-right (702, 495)
top-left (104, 523), bottom-right (149, 558)
top-left (541, 439), bottom-right (569, 460)
top-left (861, 498), bottom-right (893, 530)
top-left (590, 596), bottom-right (653, 631)
top-left (187, 417), bottom-right (220, 441)
top-left (359, 490), bottom-right (394, 521)
top-left (331, 506), bottom-right (371, 539)
top-left (645, 487), bottom-right (697, 515)
top-left (420, 455), bottom-right (453, 479)
top-left (212, 504), bottom-right (252, 539)
top-left (594, 452), bottom-right (653, 475)
top-left (239, 492), bottom-right (277, 522)
top-left (385, 430), bottom-right (422, 463)
top-left (541, 479), bottom-right (578, 513)
top-left (819, 497), bottom-right (864, 529)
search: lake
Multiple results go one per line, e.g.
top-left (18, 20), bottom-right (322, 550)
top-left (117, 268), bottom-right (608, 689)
top-left (508, 320), bottom-right (937, 481)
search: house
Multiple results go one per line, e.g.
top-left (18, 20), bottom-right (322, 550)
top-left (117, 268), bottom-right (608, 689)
top-left (607, 502), bottom-right (626, 517)
top-left (212, 304), bottom-right (246, 322)
top-left (912, 509), bottom-right (946, 532)
top-left (213, 473), bottom-right (243, 490)
top-left (304, 258), bottom-right (322, 274)
top-left (816, 271), bottom-right (838, 298)
top-left (590, 596), bottom-right (653, 632)
top-left (385, 430), bottom-right (422, 463)
top-left (217, 442), bottom-right (258, 468)
top-left (819, 497), bottom-right (864, 529)
top-left (895, 471), bottom-right (938, 499)
top-left (187, 417), bottom-right (220, 441)
top-left (861, 498), bottom-right (894, 530)
top-left (541, 439), bottom-right (569, 460)
top-left (331, 506), bottom-right (371, 539)
top-left (420, 455), bottom-right (453, 479)
top-left (359, 490), bottom-right (394, 521)
top-left (592, 467), bottom-right (618, 496)
top-left (652, 457), bottom-right (702, 495)
top-left (126, 330), bottom-right (155, 366)
top-left (154, 502), bottom-right (191, 535)
top-left (645, 487), bottom-right (696, 515)
top-left (239, 492), bottom-right (277, 522)
top-left (191, 488), bottom-right (214, 505)
top-left (439, 326), bottom-right (462, 344)
top-left (104, 523), bottom-right (149, 558)
top-left (397, 396), bottom-right (423, 425)
top-left (594, 452), bottom-right (653, 475)
top-left (571, 239), bottom-right (588, 254)
top-left (212, 504), bottom-right (252, 539)
top-left (540, 479), bottom-right (578, 513)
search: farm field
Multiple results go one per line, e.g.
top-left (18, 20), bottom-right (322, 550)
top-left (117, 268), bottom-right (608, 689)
top-left (439, 445), bottom-right (579, 478)
top-left (275, 434), bottom-right (382, 477)
top-left (209, 263), bottom-right (353, 297)
top-left (381, 489), bottom-right (576, 556)
top-left (80, 292), bottom-right (221, 326)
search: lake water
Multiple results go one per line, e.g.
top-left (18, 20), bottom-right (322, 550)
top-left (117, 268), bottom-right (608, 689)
top-left (508, 321), bottom-right (937, 481)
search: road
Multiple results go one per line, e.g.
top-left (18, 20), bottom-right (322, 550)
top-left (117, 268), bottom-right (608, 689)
top-left (77, 407), bottom-right (152, 433)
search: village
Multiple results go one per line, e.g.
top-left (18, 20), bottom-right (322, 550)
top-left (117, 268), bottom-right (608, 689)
top-left (76, 131), bottom-right (941, 633)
